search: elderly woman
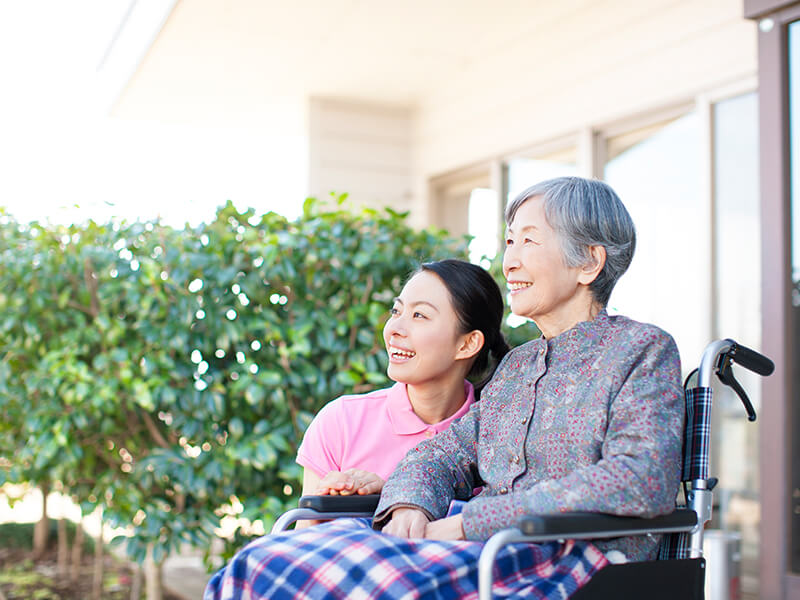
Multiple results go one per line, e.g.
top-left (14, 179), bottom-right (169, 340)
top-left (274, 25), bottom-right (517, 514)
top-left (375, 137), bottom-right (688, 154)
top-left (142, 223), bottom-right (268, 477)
top-left (205, 177), bottom-right (683, 599)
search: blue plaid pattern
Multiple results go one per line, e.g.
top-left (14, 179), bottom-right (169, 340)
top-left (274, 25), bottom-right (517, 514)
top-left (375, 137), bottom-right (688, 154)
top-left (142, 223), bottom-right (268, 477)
top-left (205, 519), bottom-right (608, 599)
top-left (682, 386), bottom-right (712, 482)
top-left (658, 385), bottom-right (712, 560)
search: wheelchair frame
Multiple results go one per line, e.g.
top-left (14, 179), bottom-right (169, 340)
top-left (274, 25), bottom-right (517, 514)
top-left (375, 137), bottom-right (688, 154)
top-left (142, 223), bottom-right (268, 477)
top-left (272, 338), bottom-right (773, 600)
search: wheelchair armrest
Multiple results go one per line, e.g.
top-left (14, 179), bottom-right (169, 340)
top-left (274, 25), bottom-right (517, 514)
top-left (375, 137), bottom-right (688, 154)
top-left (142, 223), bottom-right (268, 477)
top-left (271, 494), bottom-right (381, 533)
top-left (298, 494), bottom-right (381, 513)
top-left (518, 508), bottom-right (697, 539)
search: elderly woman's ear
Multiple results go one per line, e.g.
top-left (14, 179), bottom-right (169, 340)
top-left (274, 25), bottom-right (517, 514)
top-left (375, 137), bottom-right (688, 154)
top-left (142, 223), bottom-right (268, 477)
top-left (577, 245), bottom-right (607, 286)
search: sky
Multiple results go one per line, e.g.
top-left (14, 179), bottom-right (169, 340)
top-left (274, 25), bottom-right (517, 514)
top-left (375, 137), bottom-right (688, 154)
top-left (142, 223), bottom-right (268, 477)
top-left (0, 1), bottom-right (307, 228)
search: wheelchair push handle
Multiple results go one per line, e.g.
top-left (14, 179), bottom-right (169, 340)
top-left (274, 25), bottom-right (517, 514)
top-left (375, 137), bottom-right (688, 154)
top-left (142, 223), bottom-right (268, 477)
top-left (726, 340), bottom-right (774, 376)
top-left (697, 339), bottom-right (774, 387)
top-left (696, 338), bottom-right (774, 423)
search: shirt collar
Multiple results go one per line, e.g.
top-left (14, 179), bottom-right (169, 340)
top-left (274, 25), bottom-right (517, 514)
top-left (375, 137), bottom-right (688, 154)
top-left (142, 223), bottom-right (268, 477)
top-left (386, 381), bottom-right (475, 435)
top-left (544, 308), bottom-right (609, 344)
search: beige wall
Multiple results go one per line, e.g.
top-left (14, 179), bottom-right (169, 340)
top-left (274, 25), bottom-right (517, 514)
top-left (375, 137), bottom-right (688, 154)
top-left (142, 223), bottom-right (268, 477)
top-left (413, 0), bottom-right (757, 182)
top-left (308, 97), bottom-right (414, 214)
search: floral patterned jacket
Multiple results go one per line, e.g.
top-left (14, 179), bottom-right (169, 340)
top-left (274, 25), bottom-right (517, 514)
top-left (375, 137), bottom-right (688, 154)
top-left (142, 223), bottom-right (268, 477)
top-left (374, 310), bottom-right (684, 562)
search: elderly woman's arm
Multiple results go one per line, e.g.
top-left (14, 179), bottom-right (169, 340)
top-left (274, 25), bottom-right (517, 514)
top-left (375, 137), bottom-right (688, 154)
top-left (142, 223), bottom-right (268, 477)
top-left (459, 331), bottom-right (684, 540)
top-left (373, 401), bottom-right (484, 528)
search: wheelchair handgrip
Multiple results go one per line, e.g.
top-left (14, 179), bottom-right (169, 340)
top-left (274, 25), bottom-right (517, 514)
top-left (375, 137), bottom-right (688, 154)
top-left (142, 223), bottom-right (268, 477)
top-left (298, 494), bottom-right (381, 513)
top-left (728, 341), bottom-right (774, 376)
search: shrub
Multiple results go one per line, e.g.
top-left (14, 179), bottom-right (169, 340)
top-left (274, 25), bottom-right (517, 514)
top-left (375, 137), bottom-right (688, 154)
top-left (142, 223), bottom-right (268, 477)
top-left (0, 197), bottom-right (484, 565)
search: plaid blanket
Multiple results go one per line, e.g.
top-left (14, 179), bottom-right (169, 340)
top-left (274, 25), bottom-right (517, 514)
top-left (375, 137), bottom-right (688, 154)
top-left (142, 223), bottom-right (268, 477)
top-left (205, 518), bottom-right (608, 599)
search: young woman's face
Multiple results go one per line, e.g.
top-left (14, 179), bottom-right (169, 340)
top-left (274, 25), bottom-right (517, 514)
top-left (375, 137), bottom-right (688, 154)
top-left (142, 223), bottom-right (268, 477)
top-left (382, 271), bottom-right (468, 386)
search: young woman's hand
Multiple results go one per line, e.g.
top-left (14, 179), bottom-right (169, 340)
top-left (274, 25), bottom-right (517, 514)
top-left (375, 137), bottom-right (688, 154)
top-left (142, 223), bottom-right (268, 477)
top-left (423, 515), bottom-right (465, 540)
top-left (381, 507), bottom-right (430, 538)
top-left (315, 468), bottom-right (384, 496)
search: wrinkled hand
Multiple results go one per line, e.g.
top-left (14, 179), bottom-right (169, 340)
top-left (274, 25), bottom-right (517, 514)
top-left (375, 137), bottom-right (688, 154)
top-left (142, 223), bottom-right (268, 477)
top-left (424, 515), bottom-right (465, 541)
top-left (315, 469), bottom-right (384, 496)
top-left (381, 507), bottom-right (430, 538)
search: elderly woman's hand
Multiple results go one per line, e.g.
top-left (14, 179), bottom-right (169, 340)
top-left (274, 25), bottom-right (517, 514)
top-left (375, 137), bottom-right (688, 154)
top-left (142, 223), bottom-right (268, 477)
top-left (315, 469), bottom-right (384, 496)
top-left (381, 507), bottom-right (430, 538)
top-left (423, 515), bottom-right (465, 541)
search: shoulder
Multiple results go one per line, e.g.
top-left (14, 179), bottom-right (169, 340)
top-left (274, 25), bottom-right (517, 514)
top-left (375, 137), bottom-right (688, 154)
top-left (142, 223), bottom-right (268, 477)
top-left (604, 313), bottom-right (678, 353)
top-left (314, 386), bottom-right (395, 424)
top-left (491, 338), bottom-right (540, 375)
top-left (302, 386), bottom-right (395, 449)
top-left (480, 339), bottom-right (542, 399)
top-left (500, 337), bottom-right (542, 365)
top-left (599, 313), bottom-right (681, 377)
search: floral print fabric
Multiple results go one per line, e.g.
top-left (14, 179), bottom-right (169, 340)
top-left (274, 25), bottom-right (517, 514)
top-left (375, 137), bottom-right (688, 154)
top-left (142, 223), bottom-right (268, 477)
top-left (375, 310), bottom-right (684, 562)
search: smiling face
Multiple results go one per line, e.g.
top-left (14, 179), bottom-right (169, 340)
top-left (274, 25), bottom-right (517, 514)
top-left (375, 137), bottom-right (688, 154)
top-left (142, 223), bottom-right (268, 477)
top-left (382, 270), bottom-right (476, 386)
top-left (503, 195), bottom-right (599, 336)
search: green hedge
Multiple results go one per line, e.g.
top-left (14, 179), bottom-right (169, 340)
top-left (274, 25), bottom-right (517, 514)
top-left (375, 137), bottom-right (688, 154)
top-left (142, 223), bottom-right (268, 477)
top-left (0, 197), bottom-right (538, 565)
top-left (0, 521), bottom-right (94, 553)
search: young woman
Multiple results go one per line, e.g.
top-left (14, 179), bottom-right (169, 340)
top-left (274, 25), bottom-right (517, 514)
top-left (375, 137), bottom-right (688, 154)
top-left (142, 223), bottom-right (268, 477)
top-left (296, 259), bottom-right (509, 502)
top-left (205, 177), bottom-right (684, 600)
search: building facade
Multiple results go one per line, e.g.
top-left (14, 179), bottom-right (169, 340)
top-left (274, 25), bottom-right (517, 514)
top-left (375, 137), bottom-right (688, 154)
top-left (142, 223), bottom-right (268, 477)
top-left (109, 0), bottom-right (797, 596)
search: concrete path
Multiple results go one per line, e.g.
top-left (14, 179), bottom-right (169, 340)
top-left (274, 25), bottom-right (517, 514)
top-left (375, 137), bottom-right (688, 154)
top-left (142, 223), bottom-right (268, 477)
top-left (163, 554), bottom-right (212, 600)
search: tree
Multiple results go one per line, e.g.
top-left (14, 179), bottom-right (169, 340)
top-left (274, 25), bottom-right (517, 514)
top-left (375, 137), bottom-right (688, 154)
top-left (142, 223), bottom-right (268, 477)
top-left (1, 197), bottom-right (489, 597)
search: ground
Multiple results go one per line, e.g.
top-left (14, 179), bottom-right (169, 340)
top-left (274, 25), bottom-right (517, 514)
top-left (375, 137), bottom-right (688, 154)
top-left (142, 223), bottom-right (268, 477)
top-left (0, 523), bottom-right (184, 600)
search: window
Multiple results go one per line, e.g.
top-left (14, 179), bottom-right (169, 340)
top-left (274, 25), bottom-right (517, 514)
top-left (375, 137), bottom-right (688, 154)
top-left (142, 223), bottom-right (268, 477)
top-left (712, 90), bottom-right (761, 584)
top-left (429, 167), bottom-right (491, 239)
top-left (602, 112), bottom-right (707, 367)
top-left (468, 188), bottom-right (500, 264)
top-left (506, 147), bottom-right (578, 201)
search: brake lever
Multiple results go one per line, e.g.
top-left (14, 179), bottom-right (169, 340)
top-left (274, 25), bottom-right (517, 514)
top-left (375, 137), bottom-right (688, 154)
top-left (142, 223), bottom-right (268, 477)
top-left (716, 355), bottom-right (757, 422)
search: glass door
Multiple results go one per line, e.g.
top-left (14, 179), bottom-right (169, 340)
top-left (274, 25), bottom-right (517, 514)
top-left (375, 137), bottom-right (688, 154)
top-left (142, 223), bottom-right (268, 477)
top-left (789, 18), bottom-right (800, 575)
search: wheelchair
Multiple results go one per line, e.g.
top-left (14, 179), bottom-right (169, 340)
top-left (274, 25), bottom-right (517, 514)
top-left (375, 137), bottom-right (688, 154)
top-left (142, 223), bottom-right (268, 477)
top-left (271, 338), bottom-right (773, 599)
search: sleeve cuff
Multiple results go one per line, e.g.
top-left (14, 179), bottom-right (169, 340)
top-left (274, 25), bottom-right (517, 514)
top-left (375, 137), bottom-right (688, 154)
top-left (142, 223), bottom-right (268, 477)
top-left (372, 503), bottom-right (434, 531)
top-left (461, 493), bottom-right (525, 540)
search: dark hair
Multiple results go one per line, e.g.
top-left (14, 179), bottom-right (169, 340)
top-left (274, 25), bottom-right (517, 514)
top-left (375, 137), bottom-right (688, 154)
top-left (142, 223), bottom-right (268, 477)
top-left (417, 259), bottom-right (509, 397)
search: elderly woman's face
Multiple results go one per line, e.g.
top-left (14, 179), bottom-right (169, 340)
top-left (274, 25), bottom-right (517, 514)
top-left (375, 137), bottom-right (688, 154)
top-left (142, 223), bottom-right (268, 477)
top-left (502, 196), bottom-right (586, 327)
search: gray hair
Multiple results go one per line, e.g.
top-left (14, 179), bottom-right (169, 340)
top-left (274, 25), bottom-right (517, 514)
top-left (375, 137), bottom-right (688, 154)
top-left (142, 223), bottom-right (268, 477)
top-left (504, 176), bottom-right (636, 306)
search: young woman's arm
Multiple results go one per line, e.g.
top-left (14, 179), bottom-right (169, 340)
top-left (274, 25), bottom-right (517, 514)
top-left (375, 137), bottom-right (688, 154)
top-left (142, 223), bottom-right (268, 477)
top-left (301, 468), bottom-right (322, 496)
top-left (294, 468), bottom-right (323, 529)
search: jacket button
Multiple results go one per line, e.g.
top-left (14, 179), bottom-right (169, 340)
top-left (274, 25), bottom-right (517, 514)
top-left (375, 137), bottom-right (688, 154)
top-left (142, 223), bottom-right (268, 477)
top-left (512, 455), bottom-right (520, 464)
top-left (521, 416), bottom-right (528, 425)
top-left (499, 486), bottom-right (508, 494)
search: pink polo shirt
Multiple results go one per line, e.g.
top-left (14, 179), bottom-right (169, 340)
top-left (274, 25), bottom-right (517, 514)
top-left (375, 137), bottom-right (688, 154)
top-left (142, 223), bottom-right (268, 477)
top-left (296, 381), bottom-right (475, 480)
